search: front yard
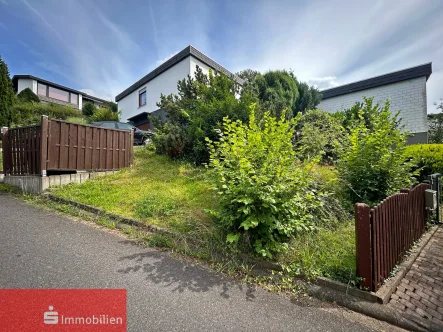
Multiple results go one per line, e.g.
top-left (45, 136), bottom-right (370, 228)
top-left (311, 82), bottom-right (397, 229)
top-left (50, 147), bottom-right (356, 285)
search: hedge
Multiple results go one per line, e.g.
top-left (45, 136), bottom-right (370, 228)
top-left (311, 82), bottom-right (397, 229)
top-left (405, 144), bottom-right (443, 180)
top-left (12, 102), bottom-right (83, 126)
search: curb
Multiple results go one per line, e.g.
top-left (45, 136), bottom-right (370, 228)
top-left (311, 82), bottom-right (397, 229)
top-left (43, 193), bottom-right (171, 235)
top-left (307, 283), bottom-right (443, 332)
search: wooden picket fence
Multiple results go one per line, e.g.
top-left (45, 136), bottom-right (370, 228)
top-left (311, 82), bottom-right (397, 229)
top-left (355, 183), bottom-right (430, 291)
top-left (2, 116), bottom-right (134, 176)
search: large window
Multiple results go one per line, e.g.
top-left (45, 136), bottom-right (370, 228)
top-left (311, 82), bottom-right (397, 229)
top-left (139, 89), bottom-right (146, 107)
top-left (49, 86), bottom-right (70, 102)
top-left (70, 93), bottom-right (78, 105)
top-left (37, 83), bottom-right (47, 96)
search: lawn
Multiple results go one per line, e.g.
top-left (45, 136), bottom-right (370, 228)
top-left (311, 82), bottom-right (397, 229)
top-left (51, 147), bottom-right (218, 236)
top-left (50, 147), bottom-right (356, 284)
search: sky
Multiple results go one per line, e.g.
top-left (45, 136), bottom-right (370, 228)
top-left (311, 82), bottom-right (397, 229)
top-left (0, 0), bottom-right (442, 112)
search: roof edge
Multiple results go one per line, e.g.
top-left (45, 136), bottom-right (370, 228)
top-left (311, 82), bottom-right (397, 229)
top-left (115, 45), bottom-right (244, 102)
top-left (321, 62), bottom-right (432, 100)
top-left (12, 74), bottom-right (113, 104)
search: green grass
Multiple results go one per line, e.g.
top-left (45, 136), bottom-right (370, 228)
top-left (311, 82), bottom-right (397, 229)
top-left (51, 148), bottom-right (218, 237)
top-left (66, 116), bottom-right (88, 124)
top-left (49, 147), bottom-right (357, 286)
top-left (279, 221), bottom-right (356, 285)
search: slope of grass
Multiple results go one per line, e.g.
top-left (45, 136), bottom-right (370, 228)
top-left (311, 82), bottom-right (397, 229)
top-left (50, 147), bottom-right (356, 285)
top-left (51, 148), bottom-right (218, 236)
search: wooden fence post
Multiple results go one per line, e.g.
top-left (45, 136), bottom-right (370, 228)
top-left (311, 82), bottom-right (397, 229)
top-left (40, 116), bottom-right (48, 176)
top-left (1, 127), bottom-right (9, 174)
top-left (355, 203), bottom-right (373, 290)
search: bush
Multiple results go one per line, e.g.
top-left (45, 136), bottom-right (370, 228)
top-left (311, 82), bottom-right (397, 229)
top-left (207, 106), bottom-right (326, 258)
top-left (17, 88), bottom-right (40, 103)
top-left (82, 102), bottom-right (95, 117)
top-left (156, 66), bottom-right (253, 164)
top-left (89, 107), bottom-right (120, 122)
top-left (336, 97), bottom-right (402, 132)
top-left (405, 144), bottom-right (443, 180)
top-left (12, 102), bottom-right (82, 126)
top-left (294, 109), bottom-right (346, 164)
top-left (337, 98), bottom-right (415, 205)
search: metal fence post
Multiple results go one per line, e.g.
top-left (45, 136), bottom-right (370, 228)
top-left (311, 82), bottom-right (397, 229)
top-left (355, 203), bottom-right (373, 290)
top-left (40, 116), bottom-right (48, 176)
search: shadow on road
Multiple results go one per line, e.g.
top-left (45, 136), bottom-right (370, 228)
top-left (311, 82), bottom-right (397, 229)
top-left (116, 240), bottom-right (256, 301)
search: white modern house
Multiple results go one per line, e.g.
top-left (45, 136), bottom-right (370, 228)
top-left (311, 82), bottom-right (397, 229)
top-left (318, 63), bottom-right (432, 144)
top-left (115, 45), bottom-right (243, 130)
top-left (12, 75), bottom-right (110, 110)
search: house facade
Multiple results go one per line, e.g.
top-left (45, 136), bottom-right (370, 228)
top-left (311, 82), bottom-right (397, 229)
top-left (115, 45), bottom-right (243, 129)
top-left (317, 63), bottom-right (432, 144)
top-left (12, 75), bottom-right (110, 110)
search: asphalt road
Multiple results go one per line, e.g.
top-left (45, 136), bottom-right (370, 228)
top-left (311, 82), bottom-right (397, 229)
top-left (0, 194), bottom-right (399, 331)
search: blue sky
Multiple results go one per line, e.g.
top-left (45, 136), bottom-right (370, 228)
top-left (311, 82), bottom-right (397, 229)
top-left (1, 0), bottom-right (442, 112)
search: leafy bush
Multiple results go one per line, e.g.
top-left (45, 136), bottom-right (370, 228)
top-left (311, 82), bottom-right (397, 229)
top-left (405, 144), bottom-right (443, 180)
top-left (207, 106), bottom-right (326, 258)
top-left (17, 88), bottom-right (40, 103)
top-left (82, 102), bottom-right (95, 117)
top-left (337, 98), bottom-right (415, 205)
top-left (335, 97), bottom-right (401, 132)
top-left (89, 107), bottom-right (120, 122)
top-left (156, 66), bottom-right (254, 164)
top-left (294, 109), bottom-right (346, 164)
top-left (428, 101), bottom-right (443, 143)
top-left (12, 102), bottom-right (82, 126)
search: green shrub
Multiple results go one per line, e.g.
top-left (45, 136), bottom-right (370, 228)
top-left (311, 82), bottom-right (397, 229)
top-left (17, 88), bottom-right (40, 103)
top-left (294, 109), bottom-right (346, 164)
top-left (337, 98), bottom-right (415, 205)
top-left (156, 66), bottom-right (253, 164)
top-left (12, 102), bottom-right (82, 126)
top-left (428, 101), bottom-right (443, 143)
top-left (89, 107), bottom-right (120, 122)
top-left (82, 102), bottom-right (95, 117)
top-left (207, 106), bottom-right (326, 258)
top-left (405, 144), bottom-right (443, 180)
top-left (335, 97), bottom-right (402, 132)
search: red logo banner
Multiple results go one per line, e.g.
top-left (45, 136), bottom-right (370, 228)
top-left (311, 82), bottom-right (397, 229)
top-left (0, 289), bottom-right (126, 331)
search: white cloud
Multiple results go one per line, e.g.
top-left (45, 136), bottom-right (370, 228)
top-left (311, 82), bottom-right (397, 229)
top-left (307, 76), bottom-right (339, 90)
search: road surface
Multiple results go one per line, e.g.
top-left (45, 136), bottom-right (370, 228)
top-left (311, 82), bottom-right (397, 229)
top-left (0, 194), bottom-right (400, 331)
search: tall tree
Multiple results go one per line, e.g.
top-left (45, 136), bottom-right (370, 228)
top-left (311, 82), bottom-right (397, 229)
top-left (0, 56), bottom-right (16, 127)
top-left (428, 100), bottom-right (443, 143)
top-left (293, 80), bottom-right (322, 115)
top-left (255, 70), bottom-right (299, 119)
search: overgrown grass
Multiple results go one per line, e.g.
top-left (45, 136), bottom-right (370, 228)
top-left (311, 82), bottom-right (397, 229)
top-left (48, 147), bottom-right (357, 287)
top-left (50, 148), bottom-right (218, 237)
top-left (66, 116), bottom-right (88, 124)
top-left (281, 221), bottom-right (357, 285)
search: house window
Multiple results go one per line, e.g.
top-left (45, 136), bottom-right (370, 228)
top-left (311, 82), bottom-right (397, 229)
top-left (49, 86), bottom-right (70, 102)
top-left (139, 89), bottom-right (146, 107)
top-left (37, 83), bottom-right (47, 96)
top-left (70, 93), bottom-right (78, 105)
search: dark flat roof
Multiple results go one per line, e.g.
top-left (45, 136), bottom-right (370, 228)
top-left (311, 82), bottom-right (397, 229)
top-left (321, 62), bottom-right (432, 99)
top-left (11, 74), bottom-right (112, 104)
top-left (115, 45), bottom-right (244, 102)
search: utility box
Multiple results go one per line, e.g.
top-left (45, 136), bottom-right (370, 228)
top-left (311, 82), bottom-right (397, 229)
top-left (425, 189), bottom-right (437, 210)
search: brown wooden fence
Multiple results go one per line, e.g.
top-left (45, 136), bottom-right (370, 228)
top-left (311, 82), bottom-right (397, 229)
top-left (355, 183), bottom-right (430, 291)
top-left (2, 116), bottom-right (134, 176)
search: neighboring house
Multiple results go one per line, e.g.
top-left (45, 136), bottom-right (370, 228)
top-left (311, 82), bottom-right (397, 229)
top-left (317, 63), bottom-right (432, 144)
top-left (116, 45), bottom-right (243, 129)
top-left (12, 75), bottom-right (111, 110)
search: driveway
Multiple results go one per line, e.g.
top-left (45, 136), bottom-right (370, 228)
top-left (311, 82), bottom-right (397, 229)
top-left (0, 194), bottom-right (400, 331)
